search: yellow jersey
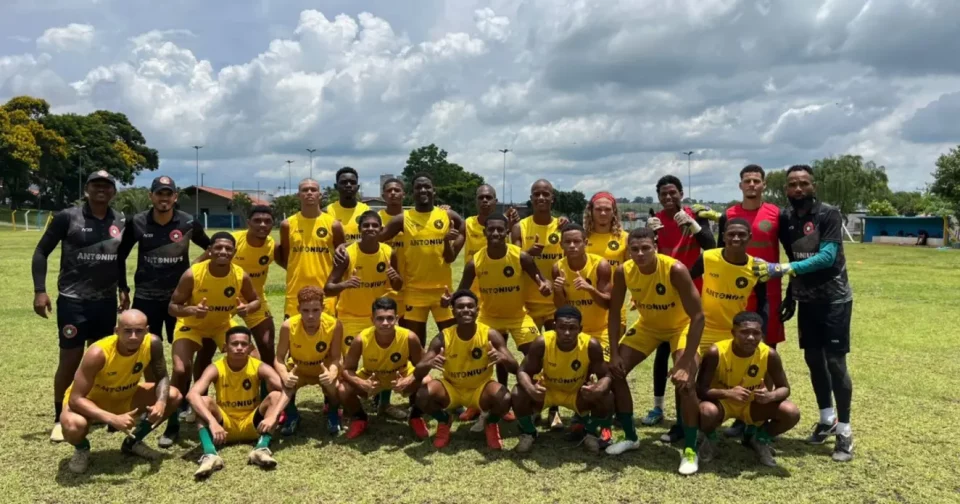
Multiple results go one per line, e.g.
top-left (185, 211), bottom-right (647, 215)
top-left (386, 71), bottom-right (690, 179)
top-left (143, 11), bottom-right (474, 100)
top-left (65, 334), bottom-right (151, 407)
top-left (701, 249), bottom-right (760, 333)
top-left (337, 242), bottom-right (394, 318)
top-left (403, 207), bottom-right (451, 290)
top-left (474, 244), bottom-right (526, 322)
top-left (586, 230), bottom-right (628, 269)
top-left (214, 357), bottom-right (262, 420)
top-left (624, 254), bottom-right (689, 333)
top-left (183, 262), bottom-right (245, 329)
top-left (285, 212), bottom-right (337, 298)
top-left (519, 216), bottom-right (562, 305)
top-left (464, 216), bottom-right (486, 292)
top-left (441, 322), bottom-right (493, 389)
top-left (327, 200), bottom-right (371, 244)
top-left (287, 312), bottom-right (338, 376)
top-left (379, 209), bottom-right (406, 280)
top-left (557, 254), bottom-right (608, 334)
top-left (358, 326), bottom-right (414, 376)
top-left (541, 330), bottom-right (591, 393)
top-left (232, 230), bottom-right (274, 303)
top-left (710, 339), bottom-right (769, 393)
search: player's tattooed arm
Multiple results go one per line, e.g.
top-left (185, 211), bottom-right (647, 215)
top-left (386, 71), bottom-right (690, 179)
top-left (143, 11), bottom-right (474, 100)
top-left (32, 211), bottom-right (69, 317)
top-left (275, 219), bottom-right (290, 269)
top-left (148, 334), bottom-right (171, 406)
top-left (168, 269), bottom-right (197, 318)
top-left (520, 251), bottom-right (551, 297)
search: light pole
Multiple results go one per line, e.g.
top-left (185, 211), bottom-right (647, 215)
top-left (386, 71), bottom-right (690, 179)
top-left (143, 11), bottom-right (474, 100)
top-left (498, 148), bottom-right (510, 205)
top-left (75, 144), bottom-right (86, 202)
top-left (306, 149), bottom-right (316, 179)
top-left (201, 173), bottom-right (205, 187)
top-left (682, 151), bottom-right (694, 200)
top-left (193, 145), bottom-right (203, 216)
top-left (286, 160), bottom-right (294, 196)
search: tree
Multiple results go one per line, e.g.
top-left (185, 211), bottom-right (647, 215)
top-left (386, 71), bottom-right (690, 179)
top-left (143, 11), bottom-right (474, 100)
top-left (889, 191), bottom-right (925, 216)
top-left (921, 193), bottom-right (954, 217)
top-left (931, 145), bottom-right (960, 214)
top-left (867, 199), bottom-right (897, 216)
top-left (112, 187), bottom-right (153, 215)
top-left (322, 185), bottom-right (339, 205)
top-left (0, 96), bottom-right (68, 206)
top-left (230, 192), bottom-right (254, 217)
top-left (632, 196), bottom-right (644, 203)
top-left (762, 170), bottom-right (790, 208)
top-left (271, 194), bottom-right (300, 219)
top-left (811, 155), bottom-right (891, 217)
top-left (401, 144), bottom-right (485, 215)
top-left (524, 189), bottom-right (587, 222)
top-left (615, 197), bottom-right (629, 203)
top-left (644, 196), bottom-right (654, 204)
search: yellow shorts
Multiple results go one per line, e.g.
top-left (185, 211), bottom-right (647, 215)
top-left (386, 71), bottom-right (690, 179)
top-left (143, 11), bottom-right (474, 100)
top-left (441, 379), bottom-right (491, 411)
top-left (219, 407), bottom-right (260, 443)
top-left (620, 323), bottom-right (689, 357)
top-left (700, 327), bottom-right (733, 354)
top-left (404, 288), bottom-right (453, 323)
top-left (357, 363), bottom-right (415, 394)
top-left (543, 388), bottom-right (581, 415)
top-left (172, 319), bottom-right (237, 349)
top-left (340, 317), bottom-right (371, 356)
top-left (718, 398), bottom-right (761, 426)
top-left (241, 301), bottom-right (273, 328)
top-left (284, 358), bottom-right (328, 389)
top-left (584, 329), bottom-right (611, 362)
top-left (63, 395), bottom-right (135, 416)
top-left (284, 295), bottom-right (337, 320)
top-left (386, 290), bottom-right (406, 319)
top-left (525, 303), bottom-right (556, 328)
top-left (480, 315), bottom-right (540, 348)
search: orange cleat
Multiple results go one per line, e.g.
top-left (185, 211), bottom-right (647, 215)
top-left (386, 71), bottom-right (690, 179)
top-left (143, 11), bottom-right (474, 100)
top-left (459, 407), bottom-right (482, 422)
top-left (345, 419), bottom-right (368, 439)
top-left (409, 417), bottom-right (430, 439)
top-left (485, 422), bottom-right (504, 450)
top-left (433, 423), bottom-right (452, 448)
top-left (502, 410), bottom-right (516, 422)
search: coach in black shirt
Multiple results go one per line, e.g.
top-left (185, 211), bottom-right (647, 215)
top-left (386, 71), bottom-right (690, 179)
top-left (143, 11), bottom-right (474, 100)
top-left (32, 170), bottom-right (128, 442)
top-left (118, 176), bottom-right (211, 342)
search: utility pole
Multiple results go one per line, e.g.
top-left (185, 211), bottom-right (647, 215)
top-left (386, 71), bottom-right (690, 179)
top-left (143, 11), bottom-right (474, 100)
top-left (682, 151), bottom-right (694, 200)
top-left (498, 148), bottom-right (510, 207)
top-left (286, 160), bottom-right (294, 196)
top-left (193, 145), bottom-right (203, 216)
top-left (306, 149), bottom-right (317, 179)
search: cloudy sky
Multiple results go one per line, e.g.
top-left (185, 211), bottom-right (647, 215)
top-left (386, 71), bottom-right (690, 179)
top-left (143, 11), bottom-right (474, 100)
top-left (2, 0), bottom-right (959, 203)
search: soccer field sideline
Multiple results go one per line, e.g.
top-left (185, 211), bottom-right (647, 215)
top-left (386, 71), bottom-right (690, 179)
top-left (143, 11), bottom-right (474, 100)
top-left (1, 231), bottom-right (959, 503)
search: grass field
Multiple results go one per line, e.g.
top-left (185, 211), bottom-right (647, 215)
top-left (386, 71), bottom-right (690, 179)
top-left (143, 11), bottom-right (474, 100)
top-left (2, 229), bottom-right (959, 504)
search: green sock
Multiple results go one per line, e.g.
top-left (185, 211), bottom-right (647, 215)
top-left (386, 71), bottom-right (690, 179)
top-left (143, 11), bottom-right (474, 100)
top-left (486, 413), bottom-right (501, 424)
top-left (756, 426), bottom-right (772, 443)
top-left (285, 399), bottom-right (299, 418)
top-left (255, 434), bottom-right (272, 449)
top-left (706, 431), bottom-right (718, 441)
top-left (583, 415), bottom-right (598, 435)
top-left (380, 390), bottom-right (393, 406)
top-left (198, 427), bottom-right (218, 456)
top-left (432, 411), bottom-right (451, 423)
top-left (683, 426), bottom-right (698, 451)
top-left (133, 419), bottom-right (153, 441)
top-left (598, 415), bottom-right (613, 429)
top-left (616, 413), bottom-right (638, 441)
top-left (518, 415), bottom-right (537, 435)
top-left (743, 424), bottom-right (758, 439)
top-left (74, 438), bottom-right (90, 451)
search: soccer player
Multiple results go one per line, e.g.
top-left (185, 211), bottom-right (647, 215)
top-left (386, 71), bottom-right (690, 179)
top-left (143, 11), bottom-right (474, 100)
top-left (464, 185), bottom-right (520, 293)
top-left (641, 175), bottom-right (717, 428)
top-left (118, 176), bottom-right (211, 344)
top-left (33, 170), bottom-right (128, 442)
top-left (765, 164), bottom-right (855, 462)
top-left (339, 297), bottom-right (428, 439)
top-left (552, 222), bottom-right (612, 357)
top-left (232, 205), bottom-right (278, 375)
top-left (379, 177), bottom-right (407, 320)
top-left (278, 178), bottom-right (344, 318)
top-left (379, 174), bottom-right (466, 341)
top-left (512, 306), bottom-right (613, 454)
top-left (326, 166), bottom-right (371, 245)
top-left (166, 232), bottom-right (260, 440)
top-left (415, 290), bottom-right (517, 450)
top-left (584, 191), bottom-right (628, 336)
top-left (188, 326), bottom-right (288, 479)
top-left (274, 286), bottom-right (342, 436)
top-left (604, 228), bottom-right (704, 475)
top-left (511, 179), bottom-right (565, 331)
top-left (696, 312), bottom-right (801, 467)
top-left (60, 309), bottom-right (182, 473)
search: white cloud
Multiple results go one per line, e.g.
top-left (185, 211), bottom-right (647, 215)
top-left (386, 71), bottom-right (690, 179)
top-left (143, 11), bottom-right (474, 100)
top-left (474, 8), bottom-right (511, 42)
top-left (36, 23), bottom-right (96, 52)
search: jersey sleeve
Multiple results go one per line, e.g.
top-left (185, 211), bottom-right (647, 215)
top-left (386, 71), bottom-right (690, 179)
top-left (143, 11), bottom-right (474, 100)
top-left (819, 206), bottom-right (843, 244)
top-left (32, 211), bottom-right (70, 293)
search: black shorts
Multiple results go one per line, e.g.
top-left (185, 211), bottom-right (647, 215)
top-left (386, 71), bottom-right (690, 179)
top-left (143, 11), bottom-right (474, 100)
top-left (797, 301), bottom-right (852, 353)
top-left (57, 297), bottom-right (117, 350)
top-left (133, 297), bottom-right (176, 343)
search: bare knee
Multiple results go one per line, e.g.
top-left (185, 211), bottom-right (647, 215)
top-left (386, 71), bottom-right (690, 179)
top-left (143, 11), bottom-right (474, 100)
top-left (699, 401), bottom-right (722, 429)
top-left (167, 387), bottom-right (184, 409)
top-left (60, 411), bottom-right (89, 442)
top-left (778, 401), bottom-right (801, 426)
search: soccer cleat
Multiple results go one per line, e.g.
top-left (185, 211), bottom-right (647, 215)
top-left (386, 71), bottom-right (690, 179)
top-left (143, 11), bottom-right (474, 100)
top-left (281, 413), bottom-right (300, 436)
top-left (381, 405), bottom-right (409, 421)
top-left (184, 407), bottom-right (197, 423)
top-left (345, 419), bottom-right (368, 439)
top-left (326, 414), bottom-right (341, 436)
top-left (50, 422), bottom-right (64, 443)
top-left (832, 433), bottom-right (854, 462)
top-left (723, 420), bottom-right (746, 438)
top-left (433, 423), bottom-right (452, 449)
top-left (68, 449), bottom-right (90, 474)
top-left (503, 410), bottom-right (516, 422)
top-left (409, 418), bottom-right (429, 440)
top-left (599, 428), bottom-right (613, 450)
top-left (641, 407), bottom-right (664, 426)
top-left (565, 422), bottom-right (586, 442)
top-left (515, 433), bottom-right (536, 453)
top-left (121, 438), bottom-right (162, 460)
top-left (605, 439), bottom-right (640, 456)
top-left (750, 437), bottom-right (777, 467)
top-left (583, 434), bottom-right (601, 454)
top-left (470, 412), bottom-right (488, 433)
top-left (806, 421), bottom-right (838, 445)
top-left (660, 423), bottom-right (684, 443)
top-left (678, 447), bottom-right (699, 475)
top-left (699, 437), bottom-right (717, 463)
top-left (548, 410), bottom-right (564, 431)
top-left (459, 407), bottom-right (481, 422)
top-left (248, 447), bottom-right (277, 469)
top-left (157, 429), bottom-right (177, 449)
top-left (484, 422), bottom-right (504, 450)
top-left (194, 454), bottom-right (224, 480)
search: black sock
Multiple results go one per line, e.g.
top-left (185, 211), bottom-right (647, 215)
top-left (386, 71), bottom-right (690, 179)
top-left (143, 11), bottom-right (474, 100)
top-left (804, 347), bottom-right (835, 411)
top-left (826, 351), bottom-right (853, 423)
top-left (55, 401), bottom-right (63, 423)
top-left (409, 397), bottom-right (423, 419)
top-left (653, 342), bottom-right (670, 398)
top-left (355, 410), bottom-right (369, 421)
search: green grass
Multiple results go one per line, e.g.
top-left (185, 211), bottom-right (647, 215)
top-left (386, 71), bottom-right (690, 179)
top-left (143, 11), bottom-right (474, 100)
top-left (2, 229), bottom-right (960, 503)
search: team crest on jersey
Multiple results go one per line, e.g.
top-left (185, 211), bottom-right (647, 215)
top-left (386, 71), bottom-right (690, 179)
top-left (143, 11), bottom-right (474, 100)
top-left (803, 222), bottom-right (815, 235)
top-left (258, 255), bottom-right (270, 266)
top-left (224, 286), bottom-right (236, 298)
top-left (758, 219), bottom-right (773, 232)
top-left (472, 347), bottom-right (483, 359)
top-left (433, 219), bottom-right (444, 229)
top-left (62, 324), bottom-right (78, 339)
top-left (571, 359), bottom-right (582, 371)
top-left (390, 352), bottom-right (402, 363)
top-left (503, 266), bottom-right (515, 277)
top-left (315, 341), bottom-right (328, 353)
top-left (655, 283), bottom-right (666, 295)
top-left (735, 277), bottom-right (748, 289)
top-left (132, 362), bottom-right (143, 374)
top-left (608, 240), bottom-right (620, 251)
top-left (344, 336), bottom-right (355, 347)
top-left (169, 229), bottom-right (183, 242)
top-left (626, 327), bottom-right (636, 337)
top-left (317, 227), bottom-right (329, 238)
top-left (376, 262), bottom-right (386, 273)
top-left (109, 225), bottom-right (121, 238)
top-left (406, 305), bottom-right (414, 312)
top-left (747, 364), bottom-right (760, 377)
top-left (548, 233), bottom-right (560, 245)
top-left (242, 379), bottom-right (253, 390)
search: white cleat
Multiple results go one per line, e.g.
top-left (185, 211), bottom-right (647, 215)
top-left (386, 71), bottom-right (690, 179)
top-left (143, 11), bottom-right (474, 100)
top-left (470, 412), bottom-right (488, 433)
top-left (50, 422), bottom-right (65, 443)
top-left (678, 447), bottom-right (699, 475)
top-left (194, 454), bottom-right (224, 480)
top-left (605, 439), bottom-right (640, 456)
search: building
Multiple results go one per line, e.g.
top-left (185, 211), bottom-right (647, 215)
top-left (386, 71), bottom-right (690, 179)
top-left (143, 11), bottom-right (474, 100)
top-left (860, 216), bottom-right (950, 247)
top-left (379, 174), bottom-right (396, 190)
top-left (182, 186), bottom-right (271, 228)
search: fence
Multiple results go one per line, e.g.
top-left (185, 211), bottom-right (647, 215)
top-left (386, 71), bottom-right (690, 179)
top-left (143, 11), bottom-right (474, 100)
top-left (1, 209), bottom-right (54, 231)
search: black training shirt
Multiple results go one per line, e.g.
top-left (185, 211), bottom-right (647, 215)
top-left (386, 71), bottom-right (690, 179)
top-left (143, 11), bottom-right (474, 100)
top-left (778, 201), bottom-right (852, 303)
top-left (117, 209), bottom-right (211, 300)
top-left (32, 204), bottom-right (126, 301)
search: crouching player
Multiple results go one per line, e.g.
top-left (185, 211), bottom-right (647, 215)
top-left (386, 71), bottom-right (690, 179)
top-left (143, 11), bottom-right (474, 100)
top-left (696, 312), bottom-right (800, 467)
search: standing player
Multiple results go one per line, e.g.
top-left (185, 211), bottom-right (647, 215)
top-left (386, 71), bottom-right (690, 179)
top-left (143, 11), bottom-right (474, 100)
top-left (278, 178), bottom-right (344, 318)
top-left (584, 191), bottom-right (628, 336)
top-left (552, 222), bottom-right (612, 357)
top-left (415, 290), bottom-right (517, 450)
top-left (512, 306), bottom-right (614, 454)
top-left (326, 166), bottom-right (371, 245)
top-left (32, 170), bottom-right (128, 442)
top-left (641, 175), bottom-right (717, 428)
top-left (696, 312), bottom-right (801, 468)
top-left (379, 178), bottom-right (407, 320)
top-left (188, 327), bottom-right (288, 479)
top-left (118, 176), bottom-right (211, 343)
top-left (274, 286), bottom-right (342, 436)
top-left (379, 174), bottom-right (465, 341)
top-left (511, 179), bottom-right (565, 332)
top-left (339, 297), bottom-right (428, 439)
top-left (60, 309), bottom-right (182, 473)
top-left (464, 185), bottom-right (520, 293)
top-left (765, 164), bottom-right (855, 462)
top-left (232, 205), bottom-right (278, 379)
top-left (604, 228), bottom-right (704, 475)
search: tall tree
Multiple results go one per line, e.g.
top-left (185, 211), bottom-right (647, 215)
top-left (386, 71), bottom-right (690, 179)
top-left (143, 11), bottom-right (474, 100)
top-left (812, 155), bottom-right (891, 218)
top-left (0, 96), bottom-right (67, 207)
top-left (762, 169), bottom-right (790, 207)
top-left (112, 187), bottom-right (153, 215)
top-left (230, 192), bottom-right (254, 217)
top-left (889, 191), bottom-right (925, 216)
top-left (866, 199), bottom-right (897, 216)
top-left (931, 145), bottom-right (960, 215)
top-left (524, 189), bottom-right (587, 223)
top-left (401, 143), bottom-right (485, 215)
top-left (271, 194), bottom-right (300, 219)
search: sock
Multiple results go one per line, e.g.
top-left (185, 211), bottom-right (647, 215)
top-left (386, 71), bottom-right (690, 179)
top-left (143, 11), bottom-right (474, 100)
top-left (380, 390), bottom-right (393, 407)
top-left (683, 426), bottom-right (698, 451)
top-left (583, 415), bottom-right (598, 435)
top-left (518, 415), bottom-right (537, 435)
top-left (327, 407), bottom-right (341, 427)
top-left (432, 411), bottom-right (451, 424)
top-left (616, 413), bottom-right (638, 441)
top-left (706, 431), bottom-right (718, 441)
top-left (198, 427), bottom-right (218, 456)
top-left (743, 425), bottom-right (758, 439)
top-left (133, 419), bottom-right (153, 441)
top-left (597, 415), bottom-right (612, 429)
top-left (570, 413), bottom-right (585, 426)
top-left (259, 380), bottom-right (268, 400)
top-left (55, 401), bottom-right (63, 423)
top-left (486, 413), bottom-right (501, 424)
top-left (819, 407), bottom-right (837, 425)
top-left (285, 400), bottom-right (299, 418)
top-left (409, 405), bottom-right (423, 419)
top-left (165, 411), bottom-right (180, 433)
top-left (74, 438), bottom-right (91, 451)
top-left (676, 403), bottom-right (683, 426)
top-left (255, 433), bottom-right (272, 449)
top-left (837, 422), bottom-right (851, 436)
top-left (355, 410), bottom-right (369, 422)
top-left (653, 396), bottom-right (664, 409)
top-left (756, 426), bottom-right (773, 443)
